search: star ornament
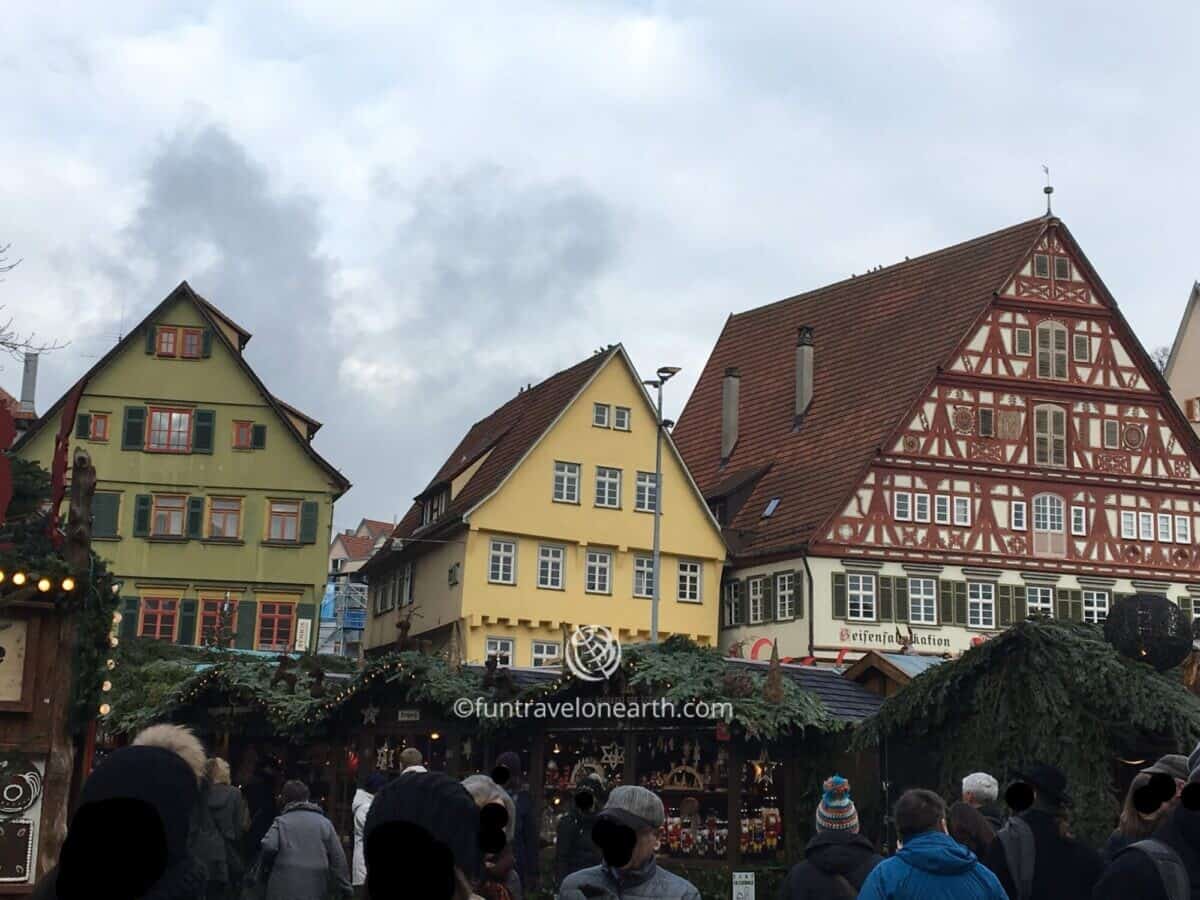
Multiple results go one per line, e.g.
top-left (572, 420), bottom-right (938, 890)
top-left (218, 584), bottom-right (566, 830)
top-left (361, 704), bottom-right (380, 725)
top-left (600, 742), bottom-right (624, 771)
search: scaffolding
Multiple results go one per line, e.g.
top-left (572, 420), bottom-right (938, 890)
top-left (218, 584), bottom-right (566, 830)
top-left (318, 579), bottom-right (368, 657)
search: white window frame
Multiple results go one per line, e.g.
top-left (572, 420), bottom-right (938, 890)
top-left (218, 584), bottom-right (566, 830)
top-left (1082, 590), bottom-right (1109, 624)
top-left (1036, 322), bottom-right (1069, 381)
top-left (1139, 512), bottom-right (1155, 542)
top-left (1014, 327), bottom-right (1032, 357)
top-left (914, 493), bottom-right (931, 523)
top-left (775, 572), bottom-right (796, 620)
top-left (1034, 404), bottom-right (1067, 467)
top-left (1071, 506), bottom-right (1087, 537)
top-left (1027, 585), bottom-right (1054, 616)
top-left (488, 539), bottom-right (517, 585)
top-left (553, 461), bottom-right (581, 504)
top-left (748, 577), bottom-right (765, 624)
top-left (1055, 256), bottom-right (1071, 281)
top-left (1158, 514), bottom-right (1174, 544)
top-left (613, 406), bottom-right (631, 431)
top-left (677, 561), bottom-right (702, 604)
top-left (633, 556), bottom-right (654, 599)
top-left (847, 573), bottom-right (876, 621)
top-left (968, 582), bottom-right (995, 629)
top-left (1034, 253), bottom-right (1050, 277)
top-left (1073, 333), bottom-right (1090, 363)
top-left (592, 403), bottom-right (610, 428)
top-left (585, 550), bottom-right (612, 594)
top-left (1011, 501), bottom-right (1027, 532)
top-left (1121, 511), bottom-right (1137, 540)
top-left (953, 496), bottom-right (972, 527)
top-left (724, 581), bottom-right (742, 627)
top-left (894, 492), bottom-right (913, 521)
top-left (537, 544), bottom-right (565, 590)
top-left (908, 578), bottom-right (937, 625)
top-left (485, 636), bottom-right (514, 667)
top-left (634, 471), bottom-right (658, 513)
top-left (935, 495), bottom-right (951, 525)
top-left (1103, 420), bottom-right (1120, 450)
top-left (531, 640), bottom-right (561, 668)
top-left (595, 467), bottom-right (622, 509)
top-left (1033, 493), bottom-right (1066, 557)
top-left (1176, 515), bottom-right (1193, 545)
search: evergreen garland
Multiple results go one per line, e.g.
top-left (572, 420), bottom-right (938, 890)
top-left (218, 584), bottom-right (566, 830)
top-left (855, 618), bottom-right (1200, 844)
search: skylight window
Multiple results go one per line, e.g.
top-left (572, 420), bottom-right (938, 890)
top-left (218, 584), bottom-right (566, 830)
top-left (762, 498), bottom-right (781, 518)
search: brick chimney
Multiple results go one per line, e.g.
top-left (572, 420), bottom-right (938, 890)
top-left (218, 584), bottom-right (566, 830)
top-left (795, 327), bottom-right (813, 423)
top-left (721, 367), bottom-right (740, 463)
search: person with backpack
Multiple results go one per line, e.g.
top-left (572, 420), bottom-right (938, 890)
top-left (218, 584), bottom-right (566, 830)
top-left (777, 775), bottom-right (881, 899)
top-left (204, 757), bottom-right (249, 900)
top-left (857, 788), bottom-right (1006, 899)
top-left (982, 764), bottom-right (1103, 900)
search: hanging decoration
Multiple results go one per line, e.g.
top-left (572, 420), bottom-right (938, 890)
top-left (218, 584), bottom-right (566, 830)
top-left (1104, 593), bottom-right (1193, 672)
top-left (599, 742), bottom-right (624, 771)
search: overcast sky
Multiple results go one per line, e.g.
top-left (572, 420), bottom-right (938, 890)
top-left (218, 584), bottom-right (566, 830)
top-left (4, 2), bottom-right (1198, 530)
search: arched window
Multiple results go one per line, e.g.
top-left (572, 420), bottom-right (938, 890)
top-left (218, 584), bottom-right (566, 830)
top-left (1037, 321), bottom-right (1068, 380)
top-left (1033, 494), bottom-right (1066, 557)
top-left (1034, 404), bottom-right (1067, 467)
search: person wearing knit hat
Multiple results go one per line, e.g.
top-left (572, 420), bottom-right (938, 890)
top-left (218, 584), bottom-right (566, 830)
top-left (779, 775), bottom-right (881, 900)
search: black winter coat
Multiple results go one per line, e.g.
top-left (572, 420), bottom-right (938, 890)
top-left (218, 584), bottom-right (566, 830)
top-left (982, 809), bottom-right (1103, 900)
top-left (1094, 806), bottom-right (1200, 900)
top-left (555, 809), bottom-right (601, 886)
top-left (777, 831), bottom-right (882, 900)
top-left (1101, 829), bottom-right (1136, 864)
top-left (508, 786), bottom-right (539, 890)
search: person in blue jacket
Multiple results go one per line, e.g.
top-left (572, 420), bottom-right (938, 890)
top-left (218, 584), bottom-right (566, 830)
top-left (858, 788), bottom-right (1007, 900)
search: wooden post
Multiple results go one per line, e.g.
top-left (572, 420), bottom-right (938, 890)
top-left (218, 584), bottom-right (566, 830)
top-left (37, 613), bottom-right (79, 879)
top-left (727, 739), bottom-right (743, 867)
top-left (783, 740), bottom-right (802, 865)
top-left (623, 730), bottom-right (638, 787)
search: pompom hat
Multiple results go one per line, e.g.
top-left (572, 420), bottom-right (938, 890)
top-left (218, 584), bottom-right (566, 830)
top-left (815, 774), bottom-right (859, 832)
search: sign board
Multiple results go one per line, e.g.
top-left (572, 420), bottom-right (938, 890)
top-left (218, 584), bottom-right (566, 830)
top-left (397, 709), bottom-right (420, 722)
top-left (732, 872), bottom-right (755, 900)
top-left (0, 756), bottom-right (44, 885)
top-left (295, 618), bottom-right (313, 652)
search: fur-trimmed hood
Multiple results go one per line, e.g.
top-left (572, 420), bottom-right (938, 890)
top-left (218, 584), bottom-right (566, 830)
top-left (132, 724), bottom-right (207, 783)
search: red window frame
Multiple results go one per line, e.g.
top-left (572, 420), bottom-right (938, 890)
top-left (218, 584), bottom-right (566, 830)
top-left (181, 328), bottom-right (203, 359)
top-left (199, 598), bottom-right (237, 646)
top-left (208, 498), bottom-right (242, 539)
top-left (139, 597), bottom-right (178, 641)
top-left (90, 413), bottom-right (110, 441)
top-left (156, 326), bottom-right (178, 357)
top-left (233, 420), bottom-right (254, 449)
top-left (257, 601), bottom-right (296, 652)
top-left (268, 501), bottom-right (300, 542)
top-left (147, 407), bottom-right (193, 453)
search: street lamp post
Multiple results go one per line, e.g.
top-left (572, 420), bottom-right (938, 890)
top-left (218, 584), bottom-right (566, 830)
top-left (646, 366), bottom-right (680, 644)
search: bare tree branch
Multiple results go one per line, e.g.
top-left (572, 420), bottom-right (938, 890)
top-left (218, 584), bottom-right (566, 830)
top-left (1151, 345), bottom-right (1171, 374)
top-left (0, 244), bottom-right (21, 276)
top-left (0, 243), bottom-right (68, 357)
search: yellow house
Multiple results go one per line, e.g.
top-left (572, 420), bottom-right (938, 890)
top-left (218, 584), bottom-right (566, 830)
top-left (363, 346), bottom-right (727, 665)
top-left (14, 282), bottom-right (350, 652)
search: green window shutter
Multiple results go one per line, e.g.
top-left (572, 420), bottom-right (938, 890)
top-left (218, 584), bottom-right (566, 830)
top-left (119, 597), bottom-right (140, 640)
top-left (879, 577), bottom-right (894, 621)
top-left (92, 492), bottom-right (120, 538)
top-left (299, 501), bottom-right (319, 544)
top-left (75, 414), bottom-right (91, 439)
top-left (201, 329), bottom-right (213, 358)
top-left (895, 577), bottom-right (909, 623)
top-left (176, 599), bottom-right (197, 645)
top-left (736, 579), bottom-right (748, 624)
top-left (122, 406), bottom-right (147, 450)
top-left (954, 583), bottom-right (968, 626)
top-left (998, 585), bottom-right (1013, 627)
top-left (193, 410), bottom-right (215, 454)
top-left (145, 326), bottom-right (157, 354)
top-left (1014, 586), bottom-right (1027, 621)
top-left (1056, 589), bottom-right (1085, 621)
top-left (296, 603), bottom-right (317, 652)
top-left (832, 573), bottom-right (847, 619)
top-left (235, 600), bottom-right (257, 649)
top-left (761, 576), bottom-right (775, 621)
top-left (940, 581), bottom-right (955, 624)
top-left (1178, 595), bottom-right (1193, 618)
top-left (251, 424), bottom-right (267, 449)
top-left (1071, 590), bottom-right (1083, 622)
top-left (186, 497), bottom-right (205, 539)
top-left (794, 570), bottom-right (805, 619)
top-left (132, 494), bottom-right (152, 537)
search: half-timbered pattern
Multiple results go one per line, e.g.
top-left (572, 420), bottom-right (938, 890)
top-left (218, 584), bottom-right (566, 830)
top-left (674, 216), bottom-right (1200, 663)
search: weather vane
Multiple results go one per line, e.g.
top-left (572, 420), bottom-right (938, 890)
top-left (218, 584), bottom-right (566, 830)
top-left (1042, 165), bottom-right (1053, 216)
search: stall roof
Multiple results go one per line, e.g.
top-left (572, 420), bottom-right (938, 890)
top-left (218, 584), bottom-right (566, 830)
top-left (724, 658), bottom-right (883, 722)
top-left (841, 651), bottom-right (948, 689)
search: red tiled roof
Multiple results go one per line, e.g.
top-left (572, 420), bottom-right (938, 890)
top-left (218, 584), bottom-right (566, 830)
top-left (0, 387), bottom-right (34, 421)
top-left (335, 533), bottom-right (379, 560)
top-left (384, 348), bottom-right (618, 550)
top-left (358, 519), bottom-right (394, 541)
top-left (672, 217), bottom-right (1049, 559)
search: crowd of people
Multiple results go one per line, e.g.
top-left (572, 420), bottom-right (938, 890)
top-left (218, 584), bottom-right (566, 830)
top-left (31, 723), bottom-right (1200, 899)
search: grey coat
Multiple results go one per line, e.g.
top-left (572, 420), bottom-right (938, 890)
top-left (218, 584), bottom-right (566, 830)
top-left (557, 859), bottom-right (701, 900)
top-left (261, 801), bottom-right (352, 900)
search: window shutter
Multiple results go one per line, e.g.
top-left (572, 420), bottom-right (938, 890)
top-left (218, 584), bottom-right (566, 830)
top-left (998, 585), bottom-right (1013, 627)
top-left (193, 410), bottom-right (215, 454)
top-left (299, 501), bottom-right (319, 544)
top-left (879, 577), bottom-right (894, 622)
top-left (186, 497), bottom-right (205, 539)
top-left (75, 414), bottom-right (91, 439)
top-left (832, 573), bottom-right (847, 619)
top-left (201, 329), bottom-right (213, 358)
top-left (133, 494), bottom-right (152, 537)
top-left (894, 577), bottom-right (909, 623)
top-left (145, 326), bottom-right (156, 354)
top-left (235, 600), bottom-right (257, 649)
top-left (176, 599), bottom-right (197, 645)
top-left (92, 492), bottom-right (120, 538)
top-left (794, 570), bottom-right (805, 619)
top-left (761, 576), bottom-right (775, 622)
top-left (119, 597), bottom-right (140, 640)
top-left (296, 603), bottom-right (317, 651)
top-left (954, 583), bottom-right (968, 626)
top-left (251, 424), bottom-right (267, 449)
top-left (122, 406), bottom-right (147, 450)
top-left (1178, 595), bottom-right (1193, 618)
top-left (1056, 588), bottom-right (1074, 621)
top-left (736, 579), bottom-right (748, 624)
top-left (1014, 586), bottom-right (1027, 621)
top-left (1071, 590), bottom-right (1083, 621)
top-left (940, 581), bottom-right (955, 624)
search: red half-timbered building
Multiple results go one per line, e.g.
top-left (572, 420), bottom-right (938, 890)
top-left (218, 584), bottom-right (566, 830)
top-left (673, 215), bottom-right (1200, 662)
